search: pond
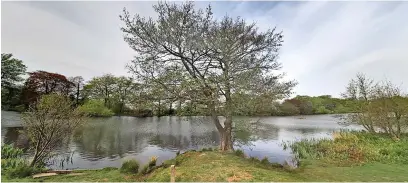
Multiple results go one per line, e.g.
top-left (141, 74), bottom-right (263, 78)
top-left (1, 110), bottom-right (361, 170)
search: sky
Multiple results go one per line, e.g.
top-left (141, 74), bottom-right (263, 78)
top-left (2, 1), bottom-right (408, 97)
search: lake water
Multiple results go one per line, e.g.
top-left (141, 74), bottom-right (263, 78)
top-left (1, 110), bottom-right (361, 170)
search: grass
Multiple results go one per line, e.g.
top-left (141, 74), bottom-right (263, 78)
top-left (3, 132), bottom-right (408, 182)
top-left (286, 131), bottom-right (408, 166)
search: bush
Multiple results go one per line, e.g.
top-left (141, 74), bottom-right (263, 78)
top-left (140, 164), bottom-right (154, 175)
top-left (1, 144), bottom-right (27, 172)
top-left (78, 100), bottom-right (114, 117)
top-left (149, 156), bottom-right (157, 168)
top-left (120, 159), bottom-right (140, 174)
top-left (5, 163), bottom-right (35, 178)
top-left (260, 157), bottom-right (270, 165)
top-left (234, 149), bottom-right (245, 157)
top-left (1, 144), bottom-right (23, 159)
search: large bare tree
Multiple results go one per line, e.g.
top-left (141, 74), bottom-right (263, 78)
top-left (120, 2), bottom-right (295, 151)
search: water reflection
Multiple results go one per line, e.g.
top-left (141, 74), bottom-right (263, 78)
top-left (1, 111), bottom-right (359, 169)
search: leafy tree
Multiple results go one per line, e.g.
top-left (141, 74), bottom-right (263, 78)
top-left (1, 53), bottom-right (27, 108)
top-left (1, 53), bottom-right (27, 88)
top-left (22, 71), bottom-right (74, 107)
top-left (69, 76), bottom-right (84, 105)
top-left (83, 74), bottom-right (116, 108)
top-left (112, 76), bottom-right (136, 114)
top-left (120, 2), bottom-right (295, 150)
top-left (279, 101), bottom-right (299, 116)
top-left (21, 94), bottom-right (85, 167)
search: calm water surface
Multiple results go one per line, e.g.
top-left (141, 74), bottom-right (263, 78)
top-left (1, 111), bottom-right (361, 170)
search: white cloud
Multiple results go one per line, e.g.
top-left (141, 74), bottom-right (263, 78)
top-left (226, 2), bottom-right (408, 96)
top-left (2, 2), bottom-right (407, 96)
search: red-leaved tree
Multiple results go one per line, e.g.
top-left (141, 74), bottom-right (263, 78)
top-left (22, 71), bottom-right (74, 106)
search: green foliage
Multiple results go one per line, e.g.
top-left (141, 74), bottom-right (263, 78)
top-left (120, 159), bottom-right (140, 174)
top-left (260, 157), bottom-right (270, 165)
top-left (78, 100), bottom-right (114, 117)
top-left (1, 144), bottom-right (43, 178)
top-left (1, 53), bottom-right (27, 85)
top-left (278, 102), bottom-right (299, 116)
top-left (316, 106), bottom-right (331, 114)
top-left (1, 53), bottom-right (26, 109)
top-left (233, 149), bottom-right (245, 157)
top-left (4, 163), bottom-right (36, 178)
top-left (1, 144), bottom-right (23, 159)
top-left (286, 131), bottom-right (408, 166)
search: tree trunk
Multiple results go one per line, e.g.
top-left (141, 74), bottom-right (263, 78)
top-left (221, 116), bottom-right (233, 151)
top-left (30, 142), bottom-right (41, 167)
top-left (158, 100), bottom-right (161, 117)
top-left (208, 99), bottom-right (233, 151)
top-left (76, 83), bottom-right (80, 105)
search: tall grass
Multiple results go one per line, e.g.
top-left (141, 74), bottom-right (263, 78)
top-left (284, 131), bottom-right (408, 166)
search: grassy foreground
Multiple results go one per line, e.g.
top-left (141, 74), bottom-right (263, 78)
top-left (3, 132), bottom-right (408, 182)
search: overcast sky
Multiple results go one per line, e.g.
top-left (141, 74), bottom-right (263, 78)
top-left (2, 1), bottom-right (407, 97)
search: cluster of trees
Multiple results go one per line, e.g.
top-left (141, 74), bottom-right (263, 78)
top-left (276, 95), bottom-right (355, 116)
top-left (340, 73), bottom-right (408, 138)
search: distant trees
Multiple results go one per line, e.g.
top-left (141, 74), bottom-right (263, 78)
top-left (120, 1), bottom-right (295, 150)
top-left (1, 53), bottom-right (27, 110)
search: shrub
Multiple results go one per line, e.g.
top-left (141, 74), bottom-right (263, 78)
top-left (78, 100), bottom-right (114, 117)
top-left (5, 163), bottom-right (35, 178)
top-left (1, 144), bottom-right (23, 159)
top-left (234, 149), bottom-right (245, 157)
top-left (1, 144), bottom-right (27, 172)
top-left (120, 159), bottom-right (140, 174)
top-left (149, 156), bottom-right (157, 168)
top-left (140, 164), bottom-right (154, 175)
top-left (260, 157), bottom-right (270, 165)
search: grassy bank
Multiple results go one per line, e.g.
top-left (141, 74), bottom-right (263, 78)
top-left (3, 132), bottom-right (408, 182)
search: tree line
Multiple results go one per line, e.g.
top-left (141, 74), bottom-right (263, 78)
top-left (1, 54), bottom-right (359, 118)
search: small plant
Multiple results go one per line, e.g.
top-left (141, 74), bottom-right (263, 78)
top-left (140, 164), bottom-right (153, 175)
top-left (234, 149), bottom-right (245, 157)
top-left (149, 156), bottom-right (157, 168)
top-left (1, 144), bottom-right (23, 159)
top-left (260, 157), bottom-right (270, 165)
top-left (120, 159), bottom-right (139, 174)
top-left (176, 151), bottom-right (180, 156)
